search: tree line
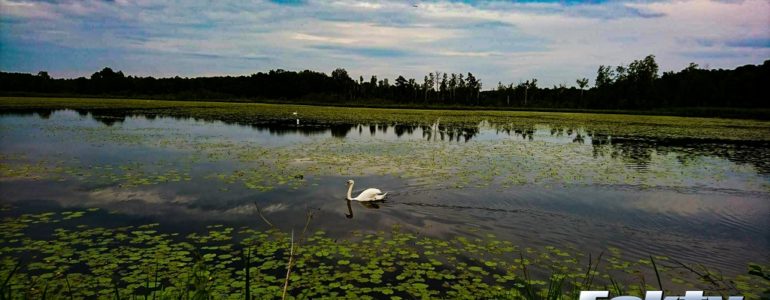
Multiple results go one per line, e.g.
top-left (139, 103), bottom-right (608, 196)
top-left (1, 55), bottom-right (768, 110)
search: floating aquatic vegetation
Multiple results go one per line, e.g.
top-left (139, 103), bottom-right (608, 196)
top-left (1, 98), bottom-right (769, 299)
top-left (1, 103), bottom-right (768, 194)
top-left (0, 209), bottom-right (767, 299)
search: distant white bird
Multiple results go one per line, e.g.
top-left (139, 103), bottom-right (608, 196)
top-left (292, 112), bottom-right (298, 116)
top-left (346, 179), bottom-right (387, 201)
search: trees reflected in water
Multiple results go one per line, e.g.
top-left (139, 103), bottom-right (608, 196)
top-left (2, 108), bottom-right (767, 174)
top-left (593, 135), bottom-right (770, 174)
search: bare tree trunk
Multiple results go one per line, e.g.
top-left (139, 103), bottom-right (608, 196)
top-left (524, 87), bottom-right (528, 106)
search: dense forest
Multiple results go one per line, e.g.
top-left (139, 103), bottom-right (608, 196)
top-left (1, 55), bottom-right (768, 110)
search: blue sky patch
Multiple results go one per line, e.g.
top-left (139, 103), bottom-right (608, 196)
top-left (0, 0), bottom-right (767, 86)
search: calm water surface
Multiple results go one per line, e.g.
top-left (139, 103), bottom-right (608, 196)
top-left (0, 109), bottom-right (768, 277)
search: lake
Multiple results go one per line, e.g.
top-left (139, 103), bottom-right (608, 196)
top-left (1, 98), bottom-right (768, 299)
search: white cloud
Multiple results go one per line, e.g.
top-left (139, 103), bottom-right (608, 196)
top-left (1, 0), bottom-right (768, 87)
top-left (437, 50), bottom-right (503, 57)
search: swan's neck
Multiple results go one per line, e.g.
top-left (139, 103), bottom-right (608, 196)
top-left (346, 183), bottom-right (354, 200)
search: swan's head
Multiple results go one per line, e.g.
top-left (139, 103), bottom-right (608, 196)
top-left (346, 179), bottom-right (354, 186)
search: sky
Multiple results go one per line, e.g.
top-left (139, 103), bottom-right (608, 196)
top-left (1, 0), bottom-right (768, 87)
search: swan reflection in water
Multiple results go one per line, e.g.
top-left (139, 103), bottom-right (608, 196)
top-left (345, 199), bottom-right (382, 219)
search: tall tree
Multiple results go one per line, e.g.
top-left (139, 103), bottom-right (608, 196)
top-left (521, 78), bottom-right (537, 106)
top-left (440, 73), bottom-right (448, 103)
top-left (395, 75), bottom-right (407, 100)
top-left (465, 73), bottom-right (476, 105)
top-left (466, 73), bottom-right (481, 105)
top-left (408, 78), bottom-right (417, 102)
top-left (37, 71), bottom-right (51, 80)
top-left (627, 55), bottom-right (659, 83)
top-left (331, 68), bottom-right (353, 99)
top-left (576, 78), bottom-right (589, 102)
top-left (449, 73), bottom-right (458, 103)
top-left (432, 71), bottom-right (441, 103)
top-left (595, 65), bottom-right (614, 88)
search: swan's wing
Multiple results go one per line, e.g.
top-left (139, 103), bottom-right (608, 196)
top-left (374, 192), bottom-right (388, 200)
top-left (355, 188), bottom-right (384, 201)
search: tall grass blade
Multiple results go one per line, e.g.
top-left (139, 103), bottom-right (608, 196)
top-left (650, 255), bottom-right (663, 292)
top-left (282, 230), bottom-right (294, 300)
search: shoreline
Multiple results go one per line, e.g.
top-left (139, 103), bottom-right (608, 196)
top-left (2, 95), bottom-right (768, 120)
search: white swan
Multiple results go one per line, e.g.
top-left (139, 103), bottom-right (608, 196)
top-left (346, 179), bottom-right (387, 201)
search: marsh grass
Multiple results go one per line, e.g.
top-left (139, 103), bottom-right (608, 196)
top-left (2, 97), bottom-right (769, 141)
